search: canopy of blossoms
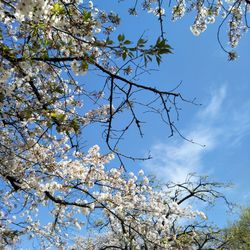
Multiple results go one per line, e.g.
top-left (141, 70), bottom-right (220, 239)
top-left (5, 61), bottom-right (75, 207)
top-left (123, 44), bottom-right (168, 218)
top-left (0, 0), bottom-right (239, 249)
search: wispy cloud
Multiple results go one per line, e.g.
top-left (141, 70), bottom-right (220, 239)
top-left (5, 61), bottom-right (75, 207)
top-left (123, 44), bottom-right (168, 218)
top-left (145, 129), bottom-right (216, 183)
top-left (144, 84), bottom-right (250, 183)
top-left (198, 85), bottom-right (227, 120)
top-left (225, 100), bottom-right (250, 146)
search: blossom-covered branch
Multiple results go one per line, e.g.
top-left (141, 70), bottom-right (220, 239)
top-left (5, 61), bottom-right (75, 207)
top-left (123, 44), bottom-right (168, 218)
top-left (0, 0), bottom-right (235, 249)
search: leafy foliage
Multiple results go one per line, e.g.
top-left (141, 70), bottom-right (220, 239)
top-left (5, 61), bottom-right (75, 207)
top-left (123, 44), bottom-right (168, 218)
top-left (224, 208), bottom-right (250, 249)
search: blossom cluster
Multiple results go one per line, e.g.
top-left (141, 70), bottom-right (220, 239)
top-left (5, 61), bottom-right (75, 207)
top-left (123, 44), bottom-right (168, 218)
top-left (0, 138), bottom-right (209, 248)
top-left (0, 0), bottom-right (230, 248)
top-left (175, 0), bottom-right (248, 56)
top-left (139, 0), bottom-right (249, 58)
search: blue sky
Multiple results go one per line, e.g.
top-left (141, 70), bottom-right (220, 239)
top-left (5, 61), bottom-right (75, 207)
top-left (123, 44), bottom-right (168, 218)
top-left (3, 2), bottom-right (250, 248)
top-left (89, 1), bottom-right (250, 227)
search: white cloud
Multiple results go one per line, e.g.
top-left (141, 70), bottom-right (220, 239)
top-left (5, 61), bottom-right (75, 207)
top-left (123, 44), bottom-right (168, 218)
top-left (145, 127), bottom-right (216, 183)
top-left (225, 100), bottom-right (250, 146)
top-left (144, 84), bottom-right (250, 183)
top-left (199, 85), bottom-right (227, 120)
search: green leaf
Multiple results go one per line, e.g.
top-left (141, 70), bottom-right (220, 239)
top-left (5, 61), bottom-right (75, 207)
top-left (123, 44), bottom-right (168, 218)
top-left (156, 55), bottom-right (161, 65)
top-left (88, 54), bottom-right (96, 63)
top-left (50, 112), bottom-right (57, 119)
top-left (208, 8), bottom-right (213, 16)
top-left (147, 55), bottom-right (152, 61)
top-left (128, 52), bottom-right (134, 58)
top-left (122, 51), bottom-right (127, 60)
top-left (137, 38), bottom-right (147, 48)
top-left (51, 3), bottom-right (64, 14)
top-left (57, 113), bottom-right (66, 122)
top-left (83, 10), bottom-right (92, 21)
top-left (70, 118), bottom-right (80, 133)
top-left (124, 40), bottom-right (131, 45)
top-left (106, 38), bottom-right (113, 45)
top-left (81, 61), bottom-right (88, 71)
top-left (54, 86), bottom-right (64, 94)
top-left (118, 34), bottom-right (125, 42)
